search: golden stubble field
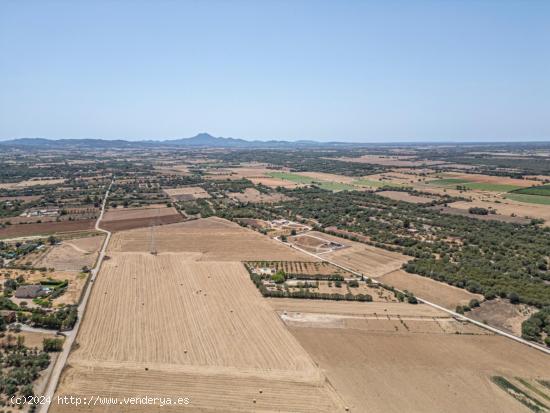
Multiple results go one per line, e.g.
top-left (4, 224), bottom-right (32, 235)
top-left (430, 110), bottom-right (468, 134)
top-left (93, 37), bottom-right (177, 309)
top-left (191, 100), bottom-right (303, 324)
top-left (275, 299), bottom-right (550, 413)
top-left (377, 270), bottom-right (484, 310)
top-left (52, 218), bottom-right (344, 412)
top-left (109, 217), bottom-right (318, 261)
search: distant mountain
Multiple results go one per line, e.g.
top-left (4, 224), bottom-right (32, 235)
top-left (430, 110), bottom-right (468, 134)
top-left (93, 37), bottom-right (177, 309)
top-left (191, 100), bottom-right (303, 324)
top-left (0, 133), bottom-right (358, 149)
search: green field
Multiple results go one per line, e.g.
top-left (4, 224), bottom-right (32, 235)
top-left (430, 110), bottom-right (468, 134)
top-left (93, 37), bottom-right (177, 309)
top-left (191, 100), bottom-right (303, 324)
top-left (512, 184), bottom-right (550, 197)
top-left (505, 193), bottom-right (550, 205)
top-left (266, 172), bottom-right (357, 192)
top-left (428, 178), bottom-right (520, 192)
top-left (267, 172), bottom-right (316, 184)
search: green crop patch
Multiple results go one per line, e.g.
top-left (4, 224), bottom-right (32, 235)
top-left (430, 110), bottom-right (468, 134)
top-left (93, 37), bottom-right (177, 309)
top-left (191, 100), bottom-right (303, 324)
top-left (512, 184), bottom-right (550, 197)
top-left (506, 193), bottom-right (550, 205)
top-left (491, 376), bottom-right (548, 413)
top-left (266, 172), bottom-right (357, 192)
top-left (428, 178), bottom-right (520, 192)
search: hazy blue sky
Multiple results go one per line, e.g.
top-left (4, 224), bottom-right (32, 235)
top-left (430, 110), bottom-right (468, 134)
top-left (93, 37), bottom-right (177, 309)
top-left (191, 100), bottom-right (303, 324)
top-left (1, 0), bottom-right (549, 142)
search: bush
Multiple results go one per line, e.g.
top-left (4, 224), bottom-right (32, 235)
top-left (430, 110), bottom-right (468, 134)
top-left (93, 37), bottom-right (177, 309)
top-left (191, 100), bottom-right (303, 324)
top-left (43, 338), bottom-right (64, 352)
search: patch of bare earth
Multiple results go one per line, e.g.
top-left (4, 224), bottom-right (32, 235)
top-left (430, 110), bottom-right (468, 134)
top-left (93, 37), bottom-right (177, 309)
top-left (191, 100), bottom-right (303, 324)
top-left (467, 299), bottom-right (538, 336)
top-left (101, 206), bottom-right (183, 232)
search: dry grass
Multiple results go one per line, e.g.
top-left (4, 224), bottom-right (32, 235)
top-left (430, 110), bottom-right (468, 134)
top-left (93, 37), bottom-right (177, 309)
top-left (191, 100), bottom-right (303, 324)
top-left (0, 178), bottom-right (65, 189)
top-left (377, 190), bottom-right (436, 204)
top-left (249, 176), bottom-right (303, 188)
top-left (229, 188), bottom-right (289, 203)
top-left (300, 231), bottom-right (410, 277)
top-left (449, 199), bottom-right (550, 226)
top-left (0, 268), bottom-right (86, 306)
top-left (33, 235), bottom-right (104, 271)
top-left (268, 298), bottom-right (447, 318)
top-left (331, 155), bottom-right (444, 167)
top-left (163, 186), bottom-right (210, 200)
top-left (377, 270), bottom-right (484, 310)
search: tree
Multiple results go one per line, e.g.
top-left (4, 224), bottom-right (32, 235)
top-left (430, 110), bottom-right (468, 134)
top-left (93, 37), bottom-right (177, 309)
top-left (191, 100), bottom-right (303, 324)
top-left (43, 338), bottom-right (64, 352)
top-left (509, 292), bottom-right (520, 304)
top-left (271, 270), bottom-right (285, 284)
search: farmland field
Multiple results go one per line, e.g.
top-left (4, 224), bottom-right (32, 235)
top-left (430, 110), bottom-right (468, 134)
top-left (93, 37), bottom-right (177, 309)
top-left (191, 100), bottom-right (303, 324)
top-left (32, 235), bottom-right (104, 271)
top-left (511, 184), bottom-right (550, 196)
top-left (352, 178), bottom-right (403, 188)
top-left (266, 172), bottom-right (358, 191)
top-left (449, 199), bottom-right (550, 224)
top-left (289, 326), bottom-right (549, 413)
top-left (52, 232), bottom-right (344, 411)
top-left (505, 193), bottom-right (550, 205)
top-left (297, 231), bottom-right (411, 277)
top-left (428, 178), bottom-right (521, 192)
top-left (246, 260), bottom-right (353, 278)
top-left (229, 188), bottom-right (289, 203)
top-left (0, 219), bottom-right (96, 239)
top-left (163, 186), bottom-right (211, 200)
top-left (101, 206), bottom-right (184, 231)
top-left (377, 270), bottom-right (484, 310)
top-left (109, 217), bottom-right (318, 261)
top-left (377, 190), bottom-right (435, 204)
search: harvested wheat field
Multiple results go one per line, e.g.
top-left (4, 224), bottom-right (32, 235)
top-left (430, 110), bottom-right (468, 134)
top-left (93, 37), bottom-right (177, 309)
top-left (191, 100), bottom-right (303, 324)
top-left (268, 297), bottom-right (448, 318)
top-left (0, 178), bottom-right (66, 189)
top-left (33, 235), bottom-right (104, 271)
top-left (377, 270), bottom-right (484, 310)
top-left (301, 231), bottom-right (411, 277)
top-left (289, 325), bottom-right (549, 413)
top-left (332, 155), bottom-right (444, 167)
top-left (229, 188), bottom-right (289, 203)
top-left (377, 190), bottom-right (436, 204)
top-left (163, 186), bottom-right (210, 200)
top-left (432, 205), bottom-right (532, 224)
top-left (248, 176), bottom-right (303, 188)
top-left (109, 217), bottom-right (318, 261)
top-left (52, 253), bottom-right (345, 412)
top-left (449, 199), bottom-right (550, 226)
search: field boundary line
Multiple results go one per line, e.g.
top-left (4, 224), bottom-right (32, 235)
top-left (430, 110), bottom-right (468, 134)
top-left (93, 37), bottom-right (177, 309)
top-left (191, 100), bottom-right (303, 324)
top-left (274, 236), bottom-right (550, 356)
top-left (40, 178), bottom-right (114, 413)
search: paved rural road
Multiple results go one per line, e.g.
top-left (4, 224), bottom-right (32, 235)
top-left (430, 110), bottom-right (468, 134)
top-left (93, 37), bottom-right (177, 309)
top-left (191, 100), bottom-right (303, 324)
top-left (39, 179), bottom-right (114, 413)
top-left (275, 236), bottom-right (550, 356)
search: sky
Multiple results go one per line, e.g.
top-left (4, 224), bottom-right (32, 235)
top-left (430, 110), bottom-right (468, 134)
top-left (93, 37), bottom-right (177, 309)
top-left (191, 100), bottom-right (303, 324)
top-left (0, 0), bottom-right (549, 142)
